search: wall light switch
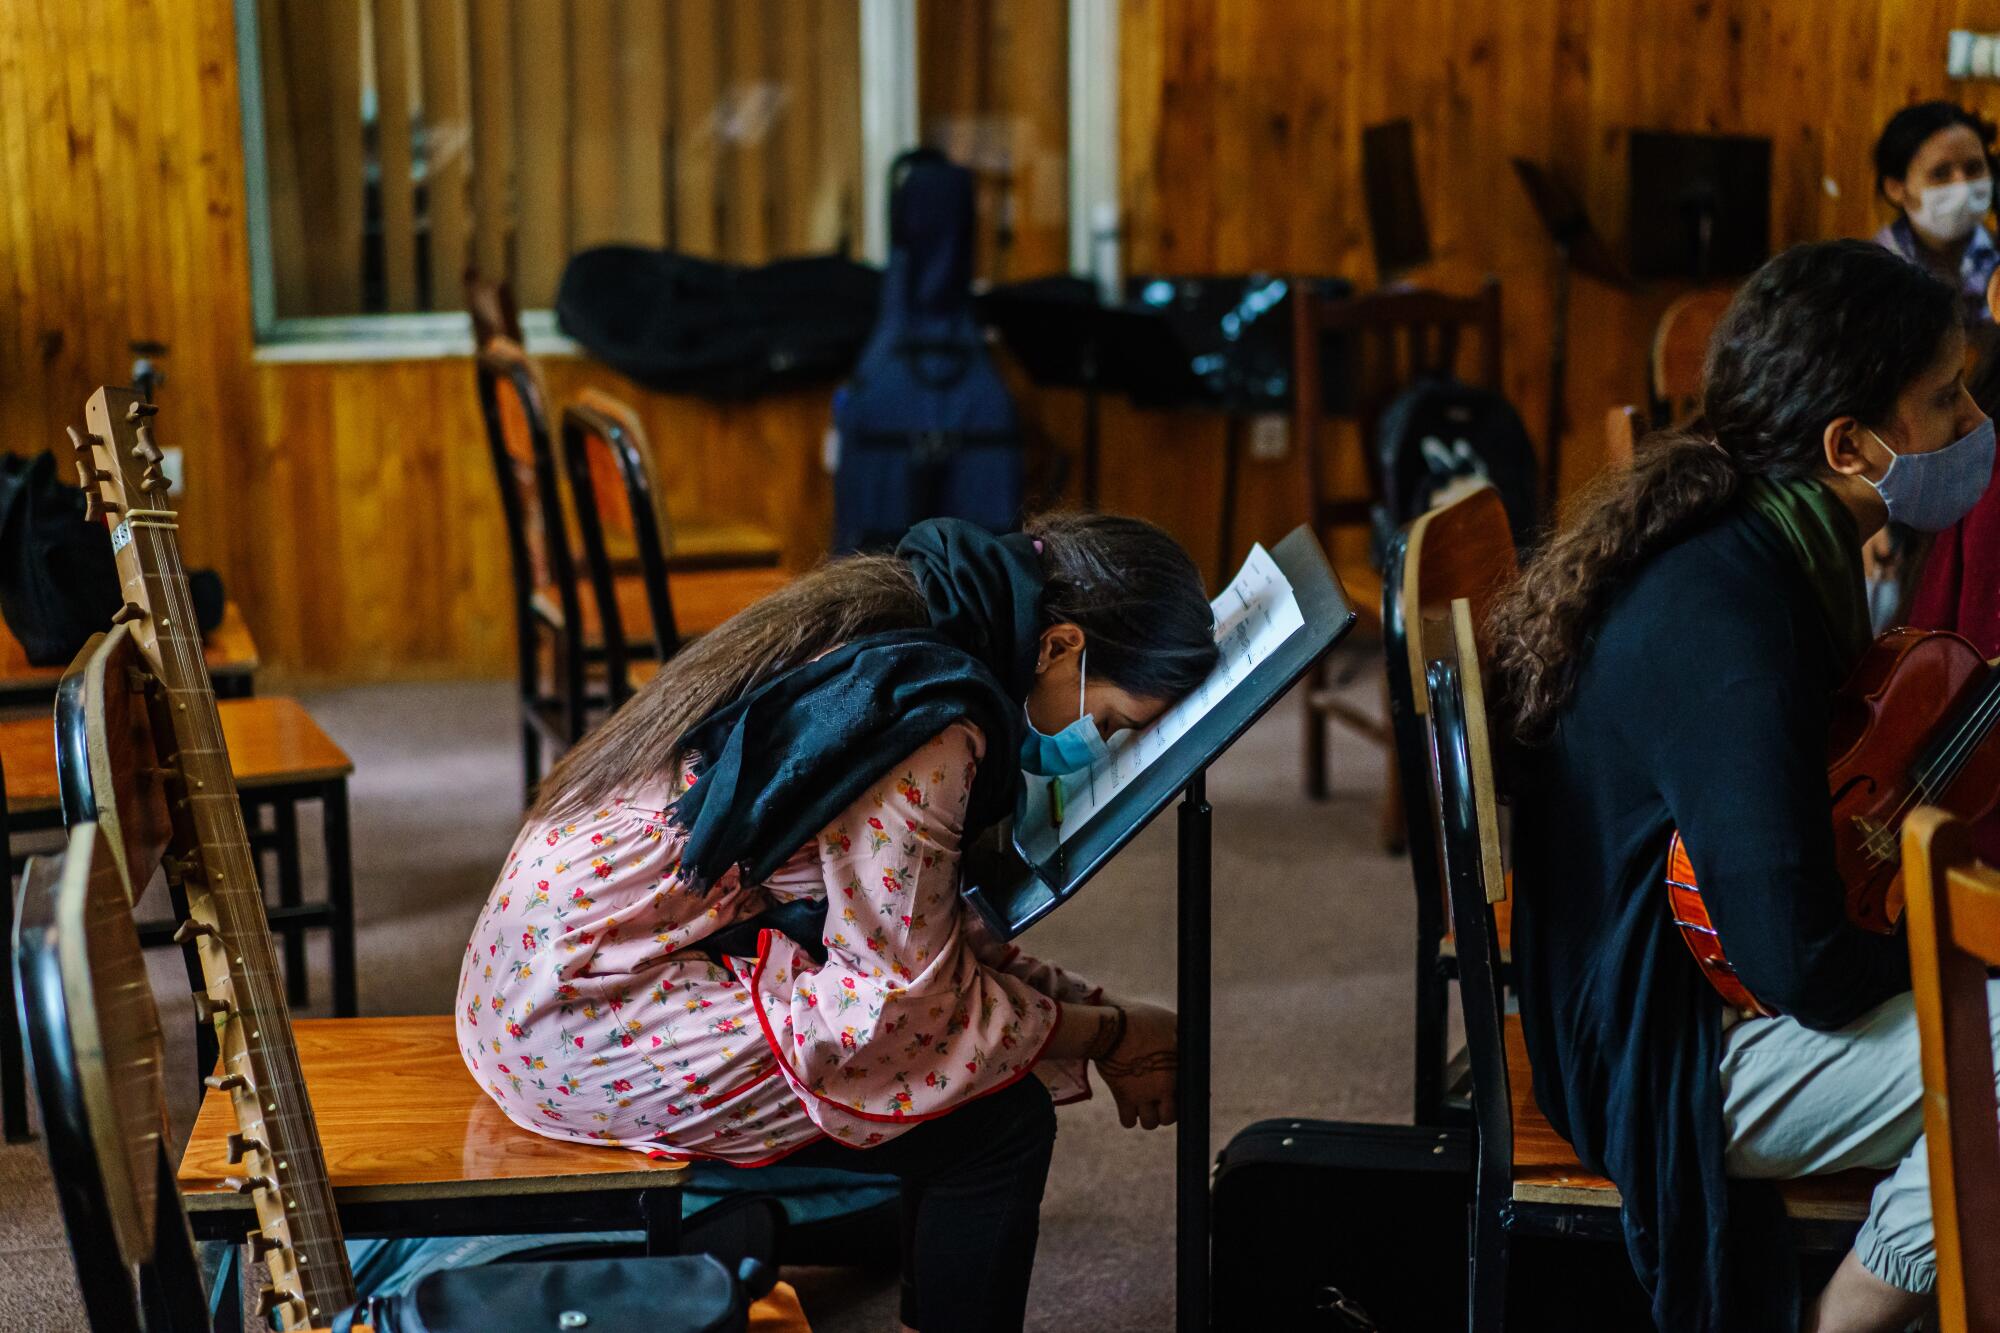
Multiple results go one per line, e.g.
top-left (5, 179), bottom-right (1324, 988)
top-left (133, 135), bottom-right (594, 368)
top-left (162, 446), bottom-right (184, 496)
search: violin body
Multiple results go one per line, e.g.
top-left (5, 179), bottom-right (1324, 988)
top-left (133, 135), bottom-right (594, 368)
top-left (1668, 628), bottom-right (2000, 1015)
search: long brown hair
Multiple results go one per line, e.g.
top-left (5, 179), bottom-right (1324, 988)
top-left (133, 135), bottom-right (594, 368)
top-left (1486, 240), bottom-right (1959, 747)
top-left (529, 511), bottom-right (1217, 823)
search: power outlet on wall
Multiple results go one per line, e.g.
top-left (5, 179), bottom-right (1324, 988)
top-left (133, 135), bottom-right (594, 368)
top-left (1248, 414), bottom-right (1289, 461)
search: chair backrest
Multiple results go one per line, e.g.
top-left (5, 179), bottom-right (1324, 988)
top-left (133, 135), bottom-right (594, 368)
top-left (1424, 598), bottom-right (1514, 1198)
top-left (1901, 806), bottom-right (2000, 1333)
top-left (475, 337), bottom-right (582, 634)
top-left (465, 267), bottom-right (524, 348)
top-left (1649, 288), bottom-right (1732, 426)
top-left (1604, 404), bottom-right (1642, 470)
top-left (18, 823), bottom-right (208, 1332)
top-left (1293, 278), bottom-right (1504, 527)
top-left (559, 390), bottom-right (686, 701)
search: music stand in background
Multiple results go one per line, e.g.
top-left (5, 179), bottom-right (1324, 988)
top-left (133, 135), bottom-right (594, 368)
top-left (1627, 130), bottom-right (1772, 281)
top-left (1511, 159), bottom-right (1631, 508)
top-left (978, 278), bottom-right (1199, 508)
top-left (1363, 119), bottom-right (1433, 281)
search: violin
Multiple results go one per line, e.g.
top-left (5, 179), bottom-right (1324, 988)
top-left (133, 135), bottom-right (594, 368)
top-left (1667, 627), bottom-right (2000, 1016)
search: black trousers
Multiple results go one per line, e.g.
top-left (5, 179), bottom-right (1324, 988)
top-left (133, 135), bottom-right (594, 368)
top-left (787, 1074), bottom-right (1058, 1333)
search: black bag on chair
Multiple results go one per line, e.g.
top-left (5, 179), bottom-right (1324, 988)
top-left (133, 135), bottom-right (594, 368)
top-left (0, 450), bottom-right (122, 665)
top-left (331, 1253), bottom-right (768, 1333)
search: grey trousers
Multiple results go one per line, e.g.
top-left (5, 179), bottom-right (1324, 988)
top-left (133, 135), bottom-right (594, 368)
top-left (1719, 980), bottom-right (2000, 1294)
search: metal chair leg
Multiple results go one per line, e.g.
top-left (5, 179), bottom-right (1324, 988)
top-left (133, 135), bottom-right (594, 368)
top-left (1303, 656), bottom-right (1330, 800)
top-left (269, 798), bottom-right (308, 1007)
top-left (1, 775), bottom-right (30, 1142)
top-left (324, 781), bottom-right (359, 1018)
top-left (1414, 937), bottom-right (1450, 1127)
top-left (1468, 1172), bottom-right (1511, 1332)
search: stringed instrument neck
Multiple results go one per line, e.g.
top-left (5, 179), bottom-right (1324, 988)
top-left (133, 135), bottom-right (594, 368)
top-left (75, 388), bottom-right (356, 1328)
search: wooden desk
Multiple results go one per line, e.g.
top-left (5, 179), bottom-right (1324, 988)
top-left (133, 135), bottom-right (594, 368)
top-left (1, 695), bottom-right (348, 819)
top-left (180, 1017), bottom-right (687, 1248)
top-left (0, 601), bottom-right (259, 707)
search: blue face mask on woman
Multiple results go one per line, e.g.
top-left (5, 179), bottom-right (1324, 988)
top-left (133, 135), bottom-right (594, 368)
top-left (1865, 418), bottom-right (1998, 532)
top-left (1019, 647), bottom-right (1110, 777)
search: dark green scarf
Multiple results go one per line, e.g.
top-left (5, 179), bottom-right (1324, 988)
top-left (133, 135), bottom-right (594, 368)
top-left (1739, 475), bottom-right (1873, 670)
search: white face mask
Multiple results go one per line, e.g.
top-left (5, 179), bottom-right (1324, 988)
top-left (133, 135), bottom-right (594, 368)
top-left (1908, 176), bottom-right (1995, 244)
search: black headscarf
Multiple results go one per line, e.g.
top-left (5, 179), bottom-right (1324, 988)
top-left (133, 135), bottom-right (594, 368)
top-left (667, 519), bottom-right (1045, 896)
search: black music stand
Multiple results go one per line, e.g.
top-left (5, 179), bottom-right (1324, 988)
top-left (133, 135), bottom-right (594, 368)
top-left (979, 278), bottom-right (1201, 508)
top-left (962, 526), bottom-right (1355, 1331)
top-left (1511, 159), bottom-right (1630, 507)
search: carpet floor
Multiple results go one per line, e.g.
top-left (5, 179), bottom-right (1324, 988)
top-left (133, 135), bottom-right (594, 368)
top-left (0, 644), bottom-right (1431, 1331)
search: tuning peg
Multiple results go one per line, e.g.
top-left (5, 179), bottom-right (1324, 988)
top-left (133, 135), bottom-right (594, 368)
top-left (125, 400), bottom-right (159, 421)
top-left (191, 993), bottom-right (234, 1024)
top-left (140, 464), bottom-right (167, 494)
top-left (131, 436), bottom-right (163, 463)
top-left (174, 919), bottom-right (220, 946)
top-left (110, 601), bottom-right (145, 625)
top-left (225, 1131), bottom-right (266, 1163)
top-left (204, 1071), bottom-right (250, 1094)
top-left (244, 1229), bottom-right (282, 1261)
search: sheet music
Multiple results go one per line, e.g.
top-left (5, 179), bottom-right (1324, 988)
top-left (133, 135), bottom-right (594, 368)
top-left (1014, 543), bottom-right (1304, 862)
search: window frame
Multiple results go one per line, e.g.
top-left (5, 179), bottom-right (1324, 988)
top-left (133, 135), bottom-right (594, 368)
top-left (234, 0), bottom-right (1116, 360)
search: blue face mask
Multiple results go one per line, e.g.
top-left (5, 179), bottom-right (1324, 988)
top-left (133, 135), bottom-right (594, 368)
top-left (1019, 648), bottom-right (1110, 777)
top-left (1865, 418), bottom-right (1997, 533)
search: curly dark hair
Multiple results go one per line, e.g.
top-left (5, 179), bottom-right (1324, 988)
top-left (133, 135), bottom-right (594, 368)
top-left (1486, 240), bottom-right (1960, 746)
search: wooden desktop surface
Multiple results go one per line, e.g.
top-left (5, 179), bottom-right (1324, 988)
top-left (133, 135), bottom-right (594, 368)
top-left (1, 696), bottom-right (350, 816)
top-left (179, 1016), bottom-right (686, 1206)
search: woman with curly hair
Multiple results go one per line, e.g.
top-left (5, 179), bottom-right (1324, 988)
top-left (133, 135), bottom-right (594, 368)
top-left (1487, 241), bottom-right (1995, 1332)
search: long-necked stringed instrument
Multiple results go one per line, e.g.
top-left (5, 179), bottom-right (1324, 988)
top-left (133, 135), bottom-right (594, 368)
top-left (71, 388), bottom-right (356, 1328)
top-left (1668, 627), bottom-right (2000, 1015)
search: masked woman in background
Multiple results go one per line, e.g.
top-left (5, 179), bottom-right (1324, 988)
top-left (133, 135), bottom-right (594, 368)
top-left (457, 514), bottom-right (1218, 1333)
top-left (1873, 100), bottom-right (1999, 326)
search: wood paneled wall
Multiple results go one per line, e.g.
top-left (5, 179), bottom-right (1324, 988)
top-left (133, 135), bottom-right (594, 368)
top-left (10, 0), bottom-right (2000, 682)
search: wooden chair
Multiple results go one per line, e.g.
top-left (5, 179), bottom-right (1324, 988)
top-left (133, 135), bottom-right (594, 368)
top-left (1604, 405), bottom-right (1642, 470)
top-left (1648, 288), bottom-right (1733, 427)
top-left (464, 266), bottom-right (524, 347)
top-left (474, 335), bottom-right (612, 796)
top-left (1422, 597), bottom-right (1878, 1330)
top-left (1380, 484), bottom-right (1516, 1125)
top-left (560, 389), bottom-right (787, 707)
top-left (48, 628), bottom-right (691, 1294)
top-left (1294, 278), bottom-right (1503, 803)
top-left (16, 822), bottom-right (210, 1332)
top-left (1900, 807), bottom-right (2000, 1333)
top-left (0, 600), bottom-right (258, 709)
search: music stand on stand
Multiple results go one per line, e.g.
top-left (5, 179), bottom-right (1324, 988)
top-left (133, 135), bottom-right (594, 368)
top-left (1511, 159), bottom-right (1631, 509)
top-left (979, 278), bottom-right (1200, 509)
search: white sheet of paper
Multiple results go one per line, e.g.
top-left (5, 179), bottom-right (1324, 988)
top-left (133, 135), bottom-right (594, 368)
top-left (1014, 543), bottom-right (1304, 863)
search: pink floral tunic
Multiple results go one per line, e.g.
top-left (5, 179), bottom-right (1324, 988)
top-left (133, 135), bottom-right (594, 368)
top-left (456, 721), bottom-right (1098, 1164)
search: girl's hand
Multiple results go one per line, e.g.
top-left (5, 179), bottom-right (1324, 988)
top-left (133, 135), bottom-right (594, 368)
top-left (1095, 1002), bottom-right (1178, 1130)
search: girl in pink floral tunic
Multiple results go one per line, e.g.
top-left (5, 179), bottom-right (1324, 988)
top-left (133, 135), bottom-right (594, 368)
top-left (458, 516), bottom-right (1219, 1332)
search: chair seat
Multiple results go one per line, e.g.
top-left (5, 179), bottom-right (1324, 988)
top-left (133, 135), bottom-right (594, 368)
top-left (534, 566), bottom-right (789, 644)
top-left (1503, 1016), bottom-right (1877, 1221)
top-left (179, 1016), bottom-right (685, 1208)
top-left (2, 695), bottom-right (349, 818)
top-left (0, 600), bottom-right (259, 689)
